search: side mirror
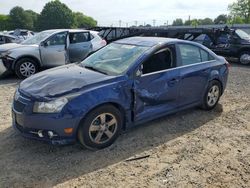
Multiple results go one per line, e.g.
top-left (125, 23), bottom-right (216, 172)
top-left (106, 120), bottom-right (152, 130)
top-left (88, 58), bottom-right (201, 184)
top-left (40, 41), bottom-right (48, 47)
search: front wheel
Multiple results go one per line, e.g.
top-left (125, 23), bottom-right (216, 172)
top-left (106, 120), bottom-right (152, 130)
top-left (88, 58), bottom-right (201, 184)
top-left (78, 105), bottom-right (122, 150)
top-left (202, 80), bottom-right (222, 110)
top-left (15, 58), bottom-right (39, 79)
top-left (239, 51), bottom-right (250, 65)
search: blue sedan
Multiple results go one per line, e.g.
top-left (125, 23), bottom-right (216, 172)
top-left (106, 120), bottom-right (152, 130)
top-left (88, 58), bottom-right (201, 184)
top-left (12, 37), bottom-right (229, 149)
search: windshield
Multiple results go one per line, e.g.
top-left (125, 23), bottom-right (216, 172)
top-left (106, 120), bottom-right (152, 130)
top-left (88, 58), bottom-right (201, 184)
top-left (81, 43), bottom-right (150, 75)
top-left (235, 29), bottom-right (250, 40)
top-left (21, 31), bottom-right (55, 45)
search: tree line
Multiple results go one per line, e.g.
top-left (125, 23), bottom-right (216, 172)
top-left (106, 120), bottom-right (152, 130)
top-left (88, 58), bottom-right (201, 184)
top-left (172, 0), bottom-right (250, 26)
top-left (0, 0), bottom-right (249, 31)
top-left (0, 0), bottom-right (97, 31)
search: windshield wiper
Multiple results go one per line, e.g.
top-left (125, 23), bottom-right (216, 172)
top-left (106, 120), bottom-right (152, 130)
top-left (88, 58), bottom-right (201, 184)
top-left (84, 65), bottom-right (108, 75)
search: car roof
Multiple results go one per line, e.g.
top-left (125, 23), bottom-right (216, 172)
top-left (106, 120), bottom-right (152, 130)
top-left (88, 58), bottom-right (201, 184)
top-left (114, 36), bottom-right (200, 47)
top-left (43, 29), bottom-right (97, 34)
top-left (0, 33), bottom-right (17, 39)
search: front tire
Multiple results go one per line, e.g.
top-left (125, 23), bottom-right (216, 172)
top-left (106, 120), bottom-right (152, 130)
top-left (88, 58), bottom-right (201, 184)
top-left (15, 58), bottom-right (39, 79)
top-left (202, 80), bottom-right (222, 110)
top-left (78, 105), bottom-right (122, 150)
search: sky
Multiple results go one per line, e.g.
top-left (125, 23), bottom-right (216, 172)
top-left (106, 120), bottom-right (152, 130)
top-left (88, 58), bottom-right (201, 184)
top-left (0, 0), bottom-right (237, 26)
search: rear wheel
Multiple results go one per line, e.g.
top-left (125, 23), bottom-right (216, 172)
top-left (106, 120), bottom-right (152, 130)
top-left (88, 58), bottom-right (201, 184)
top-left (239, 51), bottom-right (250, 65)
top-left (202, 80), bottom-right (222, 110)
top-left (15, 58), bottom-right (39, 79)
top-left (78, 105), bottom-right (122, 150)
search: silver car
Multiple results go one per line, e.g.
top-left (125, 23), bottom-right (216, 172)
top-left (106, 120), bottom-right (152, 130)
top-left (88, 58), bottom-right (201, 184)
top-left (0, 33), bottom-right (22, 45)
top-left (0, 29), bottom-right (107, 78)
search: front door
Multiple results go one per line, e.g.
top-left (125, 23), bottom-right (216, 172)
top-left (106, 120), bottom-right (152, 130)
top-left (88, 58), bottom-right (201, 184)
top-left (133, 46), bottom-right (180, 121)
top-left (68, 32), bottom-right (92, 62)
top-left (40, 31), bottom-right (68, 67)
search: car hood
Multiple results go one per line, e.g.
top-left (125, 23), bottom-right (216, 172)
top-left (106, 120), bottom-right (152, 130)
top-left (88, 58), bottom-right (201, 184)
top-left (19, 64), bottom-right (114, 100)
top-left (0, 43), bottom-right (38, 52)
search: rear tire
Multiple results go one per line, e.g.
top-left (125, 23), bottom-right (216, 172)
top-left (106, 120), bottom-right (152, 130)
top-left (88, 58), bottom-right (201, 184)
top-left (202, 80), bottom-right (222, 110)
top-left (239, 51), bottom-right (250, 65)
top-left (78, 105), bottom-right (122, 150)
top-left (15, 58), bottom-right (39, 79)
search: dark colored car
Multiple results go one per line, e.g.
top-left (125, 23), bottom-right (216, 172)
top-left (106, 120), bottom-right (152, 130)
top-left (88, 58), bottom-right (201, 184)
top-left (167, 28), bottom-right (250, 65)
top-left (12, 37), bottom-right (229, 149)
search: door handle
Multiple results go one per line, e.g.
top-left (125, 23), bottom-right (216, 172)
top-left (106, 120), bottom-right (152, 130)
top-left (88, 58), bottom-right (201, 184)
top-left (202, 69), bottom-right (209, 73)
top-left (168, 78), bottom-right (179, 85)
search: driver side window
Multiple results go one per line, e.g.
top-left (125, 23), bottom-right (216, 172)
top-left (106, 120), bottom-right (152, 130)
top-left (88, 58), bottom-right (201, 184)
top-left (142, 46), bottom-right (175, 75)
top-left (46, 32), bottom-right (67, 46)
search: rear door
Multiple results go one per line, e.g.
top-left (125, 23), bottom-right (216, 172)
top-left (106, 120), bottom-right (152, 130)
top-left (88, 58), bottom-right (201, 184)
top-left (133, 45), bottom-right (180, 121)
top-left (177, 43), bottom-right (215, 106)
top-left (68, 32), bottom-right (92, 62)
top-left (40, 31), bottom-right (68, 67)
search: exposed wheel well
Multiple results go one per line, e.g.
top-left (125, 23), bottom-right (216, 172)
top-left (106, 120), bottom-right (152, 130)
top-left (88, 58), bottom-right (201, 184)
top-left (13, 56), bottom-right (41, 70)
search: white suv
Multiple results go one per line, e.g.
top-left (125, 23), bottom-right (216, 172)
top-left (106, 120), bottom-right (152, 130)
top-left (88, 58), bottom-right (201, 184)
top-left (0, 29), bottom-right (107, 78)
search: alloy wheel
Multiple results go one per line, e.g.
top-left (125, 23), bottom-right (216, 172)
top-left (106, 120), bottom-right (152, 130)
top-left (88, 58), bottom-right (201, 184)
top-left (89, 113), bottom-right (118, 144)
top-left (207, 85), bottom-right (220, 107)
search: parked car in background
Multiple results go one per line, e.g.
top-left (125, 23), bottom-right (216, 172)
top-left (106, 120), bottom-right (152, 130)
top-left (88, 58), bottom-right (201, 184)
top-left (0, 29), bottom-right (106, 78)
top-left (12, 37), bottom-right (229, 149)
top-left (0, 33), bottom-right (22, 45)
top-left (8, 29), bottom-right (34, 41)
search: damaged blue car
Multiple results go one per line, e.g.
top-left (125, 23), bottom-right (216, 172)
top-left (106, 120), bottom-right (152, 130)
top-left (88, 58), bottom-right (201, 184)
top-left (12, 37), bottom-right (229, 149)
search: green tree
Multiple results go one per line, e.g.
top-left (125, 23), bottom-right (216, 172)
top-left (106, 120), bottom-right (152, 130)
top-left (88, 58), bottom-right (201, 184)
top-left (9, 6), bottom-right (33, 30)
top-left (0, 14), bottom-right (11, 31)
top-left (72, 12), bottom-right (97, 28)
top-left (37, 0), bottom-right (73, 30)
top-left (25, 10), bottom-right (39, 30)
top-left (184, 20), bottom-right (192, 26)
top-left (229, 0), bottom-right (250, 23)
top-left (199, 18), bottom-right (214, 25)
top-left (172, 18), bottom-right (183, 26)
top-left (214, 14), bottom-right (228, 24)
top-left (191, 19), bottom-right (199, 27)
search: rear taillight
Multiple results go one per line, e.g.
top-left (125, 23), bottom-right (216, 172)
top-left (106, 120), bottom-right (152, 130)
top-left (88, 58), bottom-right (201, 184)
top-left (101, 39), bottom-right (107, 46)
top-left (225, 60), bottom-right (231, 70)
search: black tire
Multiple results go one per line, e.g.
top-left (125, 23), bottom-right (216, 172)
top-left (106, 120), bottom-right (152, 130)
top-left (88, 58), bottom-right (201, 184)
top-left (15, 58), bottom-right (39, 79)
top-left (239, 51), bottom-right (250, 65)
top-left (201, 80), bottom-right (222, 111)
top-left (78, 105), bottom-right (123, 150)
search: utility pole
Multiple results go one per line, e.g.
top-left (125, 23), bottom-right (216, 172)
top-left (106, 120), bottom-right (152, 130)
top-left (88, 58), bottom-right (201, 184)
top-left (135, 20), bottom-right (138, 27)
top-left (153, 19), bottom-right (156, 27)
top-left (126, 23), bottom-right (128, 27)
top-left (119, 20), bottom-right (122, 27)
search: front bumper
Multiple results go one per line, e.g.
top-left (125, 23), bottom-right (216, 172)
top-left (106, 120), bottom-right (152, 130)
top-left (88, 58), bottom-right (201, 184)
top-left (0, 58), bottom-right (13, 78)
top-left (12, 95), bottom-right (80, 145)
top-left (0, 59), bottom-right (8, 77)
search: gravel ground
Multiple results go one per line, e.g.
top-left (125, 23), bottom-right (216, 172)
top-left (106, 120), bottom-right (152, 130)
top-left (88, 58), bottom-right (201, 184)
top-left (0, 64), bottom-right (249, 188)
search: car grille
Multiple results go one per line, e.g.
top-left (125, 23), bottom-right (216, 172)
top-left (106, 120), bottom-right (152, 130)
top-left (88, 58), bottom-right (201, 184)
top-left (13, 100), bottom-right (26, 112)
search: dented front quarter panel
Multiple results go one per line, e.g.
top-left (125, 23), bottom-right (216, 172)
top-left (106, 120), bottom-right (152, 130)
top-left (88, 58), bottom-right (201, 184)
top-left (62, 76), bottom-right (133, 119)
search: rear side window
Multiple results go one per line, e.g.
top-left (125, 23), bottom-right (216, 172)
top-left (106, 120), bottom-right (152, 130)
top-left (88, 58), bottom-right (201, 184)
top-left (179, 44), bottom-right (214, 66)
top-left (69, 32), bottom-right (90, 44)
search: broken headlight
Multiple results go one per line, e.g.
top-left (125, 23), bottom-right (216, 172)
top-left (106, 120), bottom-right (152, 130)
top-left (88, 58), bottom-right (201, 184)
top-left (33, 98), bottom-right (68, 113)
top-left (0, 51), bottom-right (11, 58)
